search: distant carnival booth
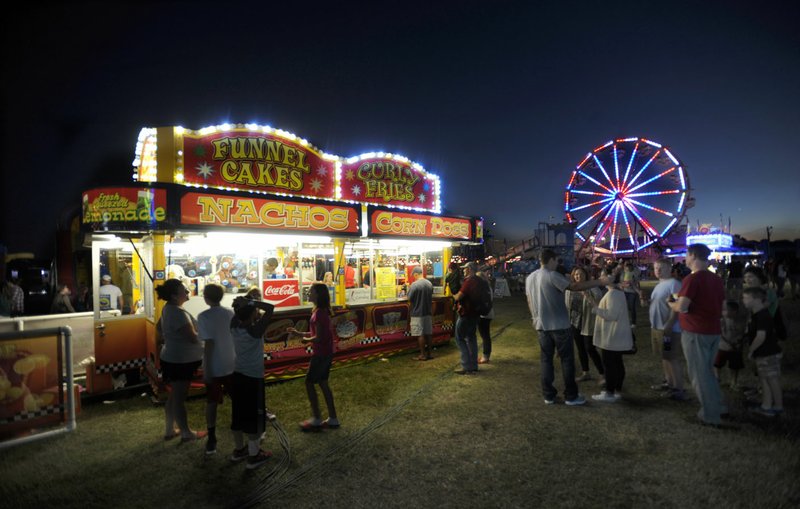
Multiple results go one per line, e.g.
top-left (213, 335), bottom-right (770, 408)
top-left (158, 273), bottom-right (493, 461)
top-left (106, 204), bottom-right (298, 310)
top-left (81, 124), bottom-right (482, 396)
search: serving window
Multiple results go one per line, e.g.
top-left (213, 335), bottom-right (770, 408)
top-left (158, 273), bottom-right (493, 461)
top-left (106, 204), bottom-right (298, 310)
top-left (342, 239), bottom-right (449, 305)
top-left (165, 232), bottom-right (335, 315)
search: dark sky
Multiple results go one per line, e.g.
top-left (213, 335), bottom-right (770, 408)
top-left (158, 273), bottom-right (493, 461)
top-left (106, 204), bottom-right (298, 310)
top-left (2, 0), bottom-right (799, 256)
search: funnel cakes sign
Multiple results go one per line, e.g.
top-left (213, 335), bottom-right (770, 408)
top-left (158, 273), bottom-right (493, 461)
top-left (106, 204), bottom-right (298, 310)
top-left (182, 128), bottom-right (336, 199)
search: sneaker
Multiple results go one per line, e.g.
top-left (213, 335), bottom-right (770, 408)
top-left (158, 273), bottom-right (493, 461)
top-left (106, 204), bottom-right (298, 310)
top-left (575, 372), bottom-right (591, 382)
top-left (478, 357), bottom-right (490, 364)
top-left (666, 389), bottom-right (688, 401)
top-left (454, 369), bottom-right (469, 375)
top-left (612, 392), bottom-right (623, 401)
top-left (246, 449), bottom-right (273, 470)
top-left (565, 395), bottom-right (587, 406)
top-left (322, 417), bottom-right (340, 429)
top-left (299, 419), bottom-right (323, 432)
top-left (591, 391), bottom-right (617, 403)
top-left (650, 382), bottom-right (671, 392)
top-left (229, 446), bottom-right (248, 462)
top-left (753, 407), bottom-right (777, 417)
top-left (544, 398), bottom-right (556, 405)
top-left (266, 411), bottom-right (277, 422)
top-left (205, 437), bottom-right (217, 455)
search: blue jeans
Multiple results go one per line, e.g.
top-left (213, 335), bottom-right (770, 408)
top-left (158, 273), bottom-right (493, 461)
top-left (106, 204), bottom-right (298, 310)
top-left (682, 331), bottom-right (726, 425)
top-left (455, 314), bottom-right (479, 371)
top-left (538, 328), bottom-right (578, 401)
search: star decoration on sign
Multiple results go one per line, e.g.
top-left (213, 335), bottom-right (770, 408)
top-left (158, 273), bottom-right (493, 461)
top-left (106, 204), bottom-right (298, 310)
top-left (316, 165), bottom-right (328, 177)
top-left (345, 169), bottom-right (355, 180)
top-left (309, 178), bottom-right (323, 193)
top-left (195, 162), bottom-right (215, 179)
top-left (418, 193), bottom-right (426, 203)
top-left (351, 184), bottom-right (362, 196)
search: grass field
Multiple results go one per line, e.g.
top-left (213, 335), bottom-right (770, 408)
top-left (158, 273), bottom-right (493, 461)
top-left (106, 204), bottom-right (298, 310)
top-left (2, 293), bottom-right (799, 509)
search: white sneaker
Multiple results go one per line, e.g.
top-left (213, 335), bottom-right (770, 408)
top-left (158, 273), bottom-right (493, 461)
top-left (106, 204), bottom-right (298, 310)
top-left (591, 391), bottom-right (617, 403)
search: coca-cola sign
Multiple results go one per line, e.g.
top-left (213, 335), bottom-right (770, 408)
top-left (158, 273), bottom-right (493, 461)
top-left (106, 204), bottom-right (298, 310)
top-left (262, 280), bottom-right (301, 308)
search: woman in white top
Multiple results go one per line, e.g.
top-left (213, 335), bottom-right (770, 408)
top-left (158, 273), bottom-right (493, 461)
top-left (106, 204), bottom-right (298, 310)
top-left (588, 271), bottom-right (633, 402)
top-left (157, 279), bottom-right (205, 441)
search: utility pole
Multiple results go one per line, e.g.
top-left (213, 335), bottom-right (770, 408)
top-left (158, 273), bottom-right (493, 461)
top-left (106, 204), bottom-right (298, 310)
top-left (766, 226), bottom-right (773, 260)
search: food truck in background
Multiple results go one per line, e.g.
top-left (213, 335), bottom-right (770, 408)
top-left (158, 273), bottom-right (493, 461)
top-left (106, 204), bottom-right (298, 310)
top-left (79, 124), bottom-right (483, 396)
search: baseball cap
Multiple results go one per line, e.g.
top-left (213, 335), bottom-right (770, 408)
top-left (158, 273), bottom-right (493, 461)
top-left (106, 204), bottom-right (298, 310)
top-left (101, 275), bottom-right (112, 281)
top-left (461, 261), bottom-right (478, 272)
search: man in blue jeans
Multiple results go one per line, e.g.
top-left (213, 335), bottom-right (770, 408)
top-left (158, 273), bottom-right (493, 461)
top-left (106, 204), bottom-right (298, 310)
top-left (526, 250), bottom-right (608, 405)
top-left (453, 261), bottom-right (482, 374)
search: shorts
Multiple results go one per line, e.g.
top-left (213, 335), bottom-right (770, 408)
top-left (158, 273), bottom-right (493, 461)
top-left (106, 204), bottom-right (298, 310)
top-left (206, 374), bottom-right (234, 404)
top-left (714, 349), bottom-right (743, 370)
top-left (306, 355), bottom-right (333, 384)
top-left (755, 353), bottom-right (782, 378)
top-left (410, 316), bottom-right (433, 336)
top-left (160, 360), bottom-right (201, 383)
top-left (230, 372), bottom-right (265, 435)
top-left (651, 329), bottom-right (683, 361)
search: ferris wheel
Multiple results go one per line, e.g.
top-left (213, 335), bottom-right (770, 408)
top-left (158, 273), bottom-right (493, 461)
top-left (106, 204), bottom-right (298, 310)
top-left (564, 137), bottom-right (692, 255)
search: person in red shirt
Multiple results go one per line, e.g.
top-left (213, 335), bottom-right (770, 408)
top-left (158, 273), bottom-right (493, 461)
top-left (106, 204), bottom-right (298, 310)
top-left (669, 243), bottom-right (726, 426)
top-left (288, 283), bottom-right (339, 431)
top-left (452, 262), bottom-right (482, 374)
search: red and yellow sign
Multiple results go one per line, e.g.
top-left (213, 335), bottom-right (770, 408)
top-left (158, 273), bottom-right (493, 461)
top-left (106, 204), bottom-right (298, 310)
top-left (180, 192), bottom-right (360, 233)
top-left (82, 187), bottom-right (167, 224)
top-left (261, 279), bottom-right (301, 308)
top-left (370, 210), bottom-right (471, 240)
top-left (340, 156), bottom-right (439, 211)
top-left (182, 129), bottom-right (336, 199)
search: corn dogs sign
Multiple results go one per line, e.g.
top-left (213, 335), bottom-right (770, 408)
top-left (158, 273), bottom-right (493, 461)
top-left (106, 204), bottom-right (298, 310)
top-left (180, 192), bottom-right (360, 234)
top-left (370, 210), bottom-right (471, 240)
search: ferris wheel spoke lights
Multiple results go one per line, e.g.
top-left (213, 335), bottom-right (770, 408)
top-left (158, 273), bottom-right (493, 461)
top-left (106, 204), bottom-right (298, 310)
top-left (565, 137), bottom-right (690, 255)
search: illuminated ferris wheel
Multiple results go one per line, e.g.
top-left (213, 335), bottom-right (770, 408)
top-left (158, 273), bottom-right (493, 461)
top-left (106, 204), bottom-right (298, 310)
top-left (564, 137), bottom-right (692, 255)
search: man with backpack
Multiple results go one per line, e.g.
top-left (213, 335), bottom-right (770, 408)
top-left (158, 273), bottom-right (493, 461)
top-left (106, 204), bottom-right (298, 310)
top-left (453, 261), bottom-right (490, 375)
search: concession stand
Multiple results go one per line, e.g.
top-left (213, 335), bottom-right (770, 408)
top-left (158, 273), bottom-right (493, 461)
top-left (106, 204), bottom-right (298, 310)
top-left (81, 124), bottom-right (483, 395)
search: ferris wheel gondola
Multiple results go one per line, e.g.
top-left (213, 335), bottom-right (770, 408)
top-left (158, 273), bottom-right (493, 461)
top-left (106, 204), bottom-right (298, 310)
top-left (564, 137), bottom-right (691, 255)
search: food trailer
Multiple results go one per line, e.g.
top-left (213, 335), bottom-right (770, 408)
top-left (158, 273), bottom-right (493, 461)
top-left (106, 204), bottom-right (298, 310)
top-left (81, 124), bottom-right (483, 396)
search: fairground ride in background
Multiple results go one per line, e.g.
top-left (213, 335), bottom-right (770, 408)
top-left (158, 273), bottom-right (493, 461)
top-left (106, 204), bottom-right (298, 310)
top-left (564, 137), bottom-right (694, 258)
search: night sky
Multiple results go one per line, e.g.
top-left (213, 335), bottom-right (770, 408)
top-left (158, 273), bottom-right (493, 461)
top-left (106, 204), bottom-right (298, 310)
top-left (2, 0), bottom-right (799, 256)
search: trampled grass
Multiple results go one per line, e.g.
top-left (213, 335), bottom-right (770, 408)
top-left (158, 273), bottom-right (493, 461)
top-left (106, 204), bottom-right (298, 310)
top-left (1, 294), bottom-right (799, 508)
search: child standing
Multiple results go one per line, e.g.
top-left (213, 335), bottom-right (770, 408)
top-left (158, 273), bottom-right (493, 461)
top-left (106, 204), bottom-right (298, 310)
top-left (229, 296), bottom-right (276, 469)
top-left (742, 287), bottom-right (784, 417)
top-left (196, 283), bottom-right (235, 455)
top-left (288, 283), bottom-right (339, 431)
top-left (714, 301), bottom-right (745, 389)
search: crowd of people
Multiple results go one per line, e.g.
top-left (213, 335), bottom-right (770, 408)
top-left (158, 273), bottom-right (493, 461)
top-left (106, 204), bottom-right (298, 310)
top-left (155, 279), bottom-right (338, 470)
top-left (523, 244), bottom-right (787, 424)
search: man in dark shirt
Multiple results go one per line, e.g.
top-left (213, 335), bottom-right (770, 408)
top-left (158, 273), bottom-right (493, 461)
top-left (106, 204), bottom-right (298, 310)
top-left (453, 262), bottom-right (481, 374)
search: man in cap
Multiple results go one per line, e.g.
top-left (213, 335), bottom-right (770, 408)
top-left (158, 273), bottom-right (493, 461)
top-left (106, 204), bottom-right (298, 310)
top-left (98, 274), bottom-right (124, 311)
top-left (407, 266), bottom-right (434, 360)
top-left (452, 261), bottom-right (483, 374)
top-left (525, 249), bottom-right (608, 405)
